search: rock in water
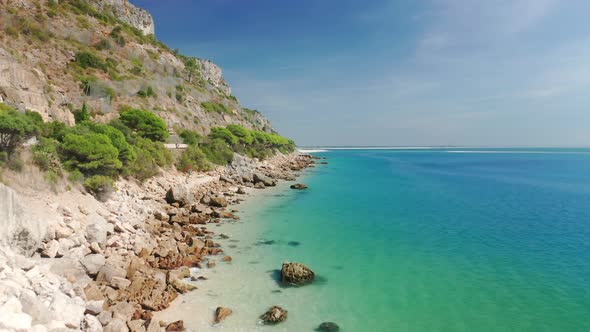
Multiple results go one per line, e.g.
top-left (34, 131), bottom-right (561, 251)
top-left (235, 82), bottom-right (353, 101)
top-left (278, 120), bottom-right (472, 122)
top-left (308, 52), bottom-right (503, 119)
top-left (281, 262), bottom-right (315, 285)
top-left (318, 322), bottom-right (340, 331)
top-left (213, 307), bottom-right (233, 324)
top-left (260, 306), bottom-right (287, 325)
top-left (290, 183), bottom-right (308, 190)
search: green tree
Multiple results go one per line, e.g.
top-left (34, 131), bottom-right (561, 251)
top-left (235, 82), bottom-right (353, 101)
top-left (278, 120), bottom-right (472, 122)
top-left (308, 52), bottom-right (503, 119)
top-left (209, 127), bottom-right (237, 145)
top-left (227, 124), bottom-right (253, 144)
top-left (177, 145), bottom-right (210, 172)
top-left (0, 105), bottom-right (39, 155)
top-left (200, 139), bottom-right (234, 165)
top-left (179, 129), bottom-right (201, 146)
top-left (183, 57), bottom-right (199, 84)
top-left (119, 108), bottom-right (169, 141)
top-left (59, 132), bottom-right (122, 176)
top-left (73, 103), bottom-right (90, 124)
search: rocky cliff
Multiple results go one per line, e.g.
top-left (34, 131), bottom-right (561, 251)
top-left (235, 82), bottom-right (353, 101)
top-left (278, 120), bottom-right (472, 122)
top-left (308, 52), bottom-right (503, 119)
top-left (0, 0), bottom-right (273, 133)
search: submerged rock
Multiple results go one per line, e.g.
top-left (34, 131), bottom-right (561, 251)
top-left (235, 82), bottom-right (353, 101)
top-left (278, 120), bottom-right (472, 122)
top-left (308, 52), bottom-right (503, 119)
top-left (281, 262), bottom-right (315, 285)
top-left (213, 307), bottom-right (232, 324)
top-left (260, 306), bottom-right (287, 325)
top-left (290, 183), bottom-right (308, 190)
top-left (318, 322), bottom-right (340, 331)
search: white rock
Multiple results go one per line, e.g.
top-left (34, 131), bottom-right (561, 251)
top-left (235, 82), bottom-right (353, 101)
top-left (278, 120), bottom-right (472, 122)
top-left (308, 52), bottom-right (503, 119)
top-left (0, 312), bottom-right (33, 331)
top-left (30, 324), bottom-right (48, 332)
top-left (55, 224), bottom-right (74, 239)
top-left (97, 311), bottom-right (113, 326)
top-left (85, 300), bottom-right (104, 315)
top-left (41, 240), bottom-right (59, 258)
top-left (104, 318), bottom-right (129, 332)
top-left (81, 254), bottom-right (106, 276)
top-left (84, 314), bottom-right (103, 332)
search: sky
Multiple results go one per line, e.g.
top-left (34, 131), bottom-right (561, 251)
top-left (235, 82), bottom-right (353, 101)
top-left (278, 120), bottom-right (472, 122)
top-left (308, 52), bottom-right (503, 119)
top-left (132, 0), bottom-right (590, 147)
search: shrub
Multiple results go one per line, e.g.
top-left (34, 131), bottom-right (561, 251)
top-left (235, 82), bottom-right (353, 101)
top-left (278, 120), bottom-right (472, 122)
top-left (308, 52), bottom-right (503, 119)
top-left (73, 103), bottom-right (90, 124)
top-left (126, 137), bottom-right (172, 180)
top-left (5, 26), bottom-right (18, 38)
top-left (119, 108), bottom-right (169, 142)
top-left (59, 132), bottom-right (122, 176)
top-left (179, 129), bottom-right (201, 146)
top-left (93, 38), bottom-right (111, 50)
top-left (201, 102), bottom-right (231, 115)
top-left (209, 127), bottom-right (237, 145)
top-left (75, 52), bottom-right (107, 72)
top-left (200, 139), bottom-right (234, 165)
top-left (227, 124), bottom-right (253, 144)
top-left (68, 169), bottom-right (84, 183)
top-left (177, 145), bottom-right (210, 172)
top-left (32, 138), bottom-right (62, 174)
top-left (83, 175), bottom-right (113, 197)
top-left (0, 105), bottom-right (39, 155)
top-left (6, 153), bottom-right (24, 172)
top-left (137, 86), bottom-right (156, 98)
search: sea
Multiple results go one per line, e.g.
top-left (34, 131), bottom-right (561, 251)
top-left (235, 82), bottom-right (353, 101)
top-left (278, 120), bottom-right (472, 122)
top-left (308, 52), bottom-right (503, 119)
top-left (160, 148), bottom-right (590, 332)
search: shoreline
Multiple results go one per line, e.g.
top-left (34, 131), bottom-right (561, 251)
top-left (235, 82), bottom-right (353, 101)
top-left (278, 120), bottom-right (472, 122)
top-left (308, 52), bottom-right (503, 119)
top-left (0, 152), bottom-right (316, 331)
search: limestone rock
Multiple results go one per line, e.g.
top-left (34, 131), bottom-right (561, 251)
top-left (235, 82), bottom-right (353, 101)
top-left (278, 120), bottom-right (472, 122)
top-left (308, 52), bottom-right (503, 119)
top-left (213, 307), bottom-right (232, 324)
top-left (281, 262), bottom-right (315, 285)
top-left (104, 318), bottom-right (130, 332)
top-left (41, 239), bottom-right (60, 258)
top-left (260, 306), bottom-right (288, 325)
top-left (165, 320), bottom-right (184, 331)
top-left (84, 314), bottom-right (103, 332)
top-left (253, 173), bottom-right (276, 187)
top-left (209, 196), bottom-right (228, 208)
top-left (290, 183), bottom-right (308, 190)
top-left (81, 254), bottom-right (106, 276)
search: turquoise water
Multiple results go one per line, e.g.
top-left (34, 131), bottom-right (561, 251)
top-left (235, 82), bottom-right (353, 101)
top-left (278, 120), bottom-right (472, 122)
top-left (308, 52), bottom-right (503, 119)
top-left (168, 148), bottom-right (590, 331)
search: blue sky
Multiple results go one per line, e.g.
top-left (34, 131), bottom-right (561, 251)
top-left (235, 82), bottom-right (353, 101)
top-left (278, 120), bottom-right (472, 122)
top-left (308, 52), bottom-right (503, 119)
top-left (133, 0), bottom-right (590, 147)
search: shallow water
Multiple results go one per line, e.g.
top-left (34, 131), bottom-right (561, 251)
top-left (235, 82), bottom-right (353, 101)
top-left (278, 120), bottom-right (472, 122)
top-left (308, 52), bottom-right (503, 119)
top-left (163, 148), bottom-right (590, 331)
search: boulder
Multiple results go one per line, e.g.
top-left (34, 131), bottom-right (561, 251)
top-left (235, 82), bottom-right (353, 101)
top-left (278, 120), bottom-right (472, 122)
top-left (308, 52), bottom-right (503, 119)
top-left (128, 319), bottom-right (146, 332)
top-left (55, 223), bottom-right (74, 239)
top-left (124, 276), bottom-right (178, 311)
top-left (281, 262), bottom-right (315, 285)
top-left (165, 320), bottom-right (184, 331)
top-left (290, 183), bottom-right (308, 190)
top-left (260, 306), bottom-right (288, 325)
top-left (253, 172), bottom-right (276, 187)
top-left (209, 196), bottom-right (228, 208)
top-left (96, 264), bottom-right (127, 284)
top-left (81, 254), bottom-right (106, 276)
top-left (318, 322), bottom-right (340, 331)
top-left (41, 239), bottom-right (59, 258)
top-left (213, 307), bottom-right (232, 324)
top-left (104, 318), bottom-right (129, 332)
top-left (165, 186), bottom-right (192, 206)
top-left (87, 214), bottom-right (108, 246)
top-left (85, 300), bottom-right (105, 315)
top-left (84, 314), bottom-right (103, 332)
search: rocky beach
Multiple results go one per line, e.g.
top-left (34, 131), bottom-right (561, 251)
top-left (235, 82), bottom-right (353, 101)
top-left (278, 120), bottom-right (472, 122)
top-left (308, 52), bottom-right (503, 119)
top-left (0, 152), bottom-right (315, 331)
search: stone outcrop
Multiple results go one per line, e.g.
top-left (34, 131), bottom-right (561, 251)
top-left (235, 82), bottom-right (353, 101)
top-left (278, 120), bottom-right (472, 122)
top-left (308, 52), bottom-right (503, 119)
top-left (0, 183), bottom-right (57, 256)
top-left (260, 306), bottom-right (288, 325)
top-left (290, 183), bottom-right (308, 190)
top-left (198, 59), bottom-right (231, 96)
top-left (93, 0), bottom-right (155, 35)
top-left (281, 262), bottom-right (315, 285)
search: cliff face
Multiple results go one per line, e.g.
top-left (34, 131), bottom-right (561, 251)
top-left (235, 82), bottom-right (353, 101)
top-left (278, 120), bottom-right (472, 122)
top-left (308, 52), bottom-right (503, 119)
top-left (0, 0), bottom-right (273, 133)
top-left (94, 0), bottom-right (155, 35)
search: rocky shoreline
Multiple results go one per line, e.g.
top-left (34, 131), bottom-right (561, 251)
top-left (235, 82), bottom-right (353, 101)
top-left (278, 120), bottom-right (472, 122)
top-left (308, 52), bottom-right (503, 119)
top-left (0, 152), bottom-right (315, 332)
